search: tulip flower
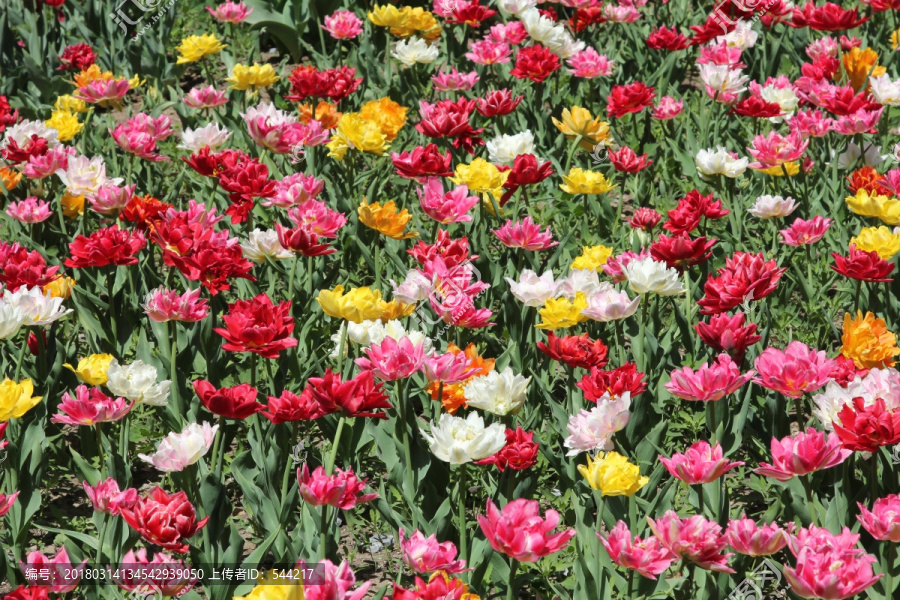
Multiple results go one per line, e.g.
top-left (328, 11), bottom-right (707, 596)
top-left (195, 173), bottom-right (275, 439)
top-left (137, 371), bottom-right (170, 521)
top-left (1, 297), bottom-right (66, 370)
top-left (725, 517), bottom-right (791, 556)
top-left (296, 464), bottom-right (378, 509)
top-left (399, 528), bottom-right (467, 574)
top-left (857, 494), bottom-right (900, 542)
top-left (755, 428), bottom-right (851, 481)
top-left (647, 511), bottom-right (735, 573)
top-left (21, 547), bottom-right (86, 593)
top-left (478, 498), bottom-right (576, 562)
top-left (120, 487), bottom-right (209, 553)
top-left (659, 441), bottom-right (744, 485)
top-left (138, 422), bottom-right (218, 472)
top-left (599, 521), bottom-right (677, 580)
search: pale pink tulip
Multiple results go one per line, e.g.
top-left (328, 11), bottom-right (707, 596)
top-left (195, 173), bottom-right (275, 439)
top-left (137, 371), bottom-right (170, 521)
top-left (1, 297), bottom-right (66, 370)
top-left (143, 287), bottom-right (210, 322)
top-left (6, 197), bottom-right (52, 223)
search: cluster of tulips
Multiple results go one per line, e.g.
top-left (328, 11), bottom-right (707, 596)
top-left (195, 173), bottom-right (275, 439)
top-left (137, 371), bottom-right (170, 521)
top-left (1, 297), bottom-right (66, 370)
top-left (3, 0), bottom-right (900, 598)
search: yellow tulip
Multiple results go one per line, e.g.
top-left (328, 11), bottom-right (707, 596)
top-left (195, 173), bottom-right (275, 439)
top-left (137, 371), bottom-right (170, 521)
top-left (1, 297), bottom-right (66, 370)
top-left (552, 107), bottom-right (612, 151)
top-left (845, 189), bottom-right (900, 226)
top-left (0, 379), bottom-right (42, 422)
top-left (54, 95), bottom-right (88, 114)
top-left (326, 113), bottom-right (389, 160)
top-left (61, 192), bottom-right (86, 219)
top-left (560, 168), bottom-right (616, 195)
top-left (536, 293), bottom-right (589, 330)
top-left (850, 226), bottom-right (900, 260)
top-left (233, 570), bottom-right (304, 600)
top-left (842, 47), bottom-right (885, 91)
top-left (43, 277), bottom-right (76, 300)
top-left (571, 245), bottom-right (614, 271)
top-left (176, 34), bottom-right (226, 64)
top-left (64, 354), bottom-right (114, 386)
top-left (578, 452), bottom-right (649, 497)
top-left (358, 198), bottom-right (418, 240)
top-left (226, 63), bottom-right (279, 92)
top-left (45, 111), bottom-right (83, 142)
top-left (450, 158), bottom-right (509, 203)
top-left (317, 285), bottom-right (389, 323)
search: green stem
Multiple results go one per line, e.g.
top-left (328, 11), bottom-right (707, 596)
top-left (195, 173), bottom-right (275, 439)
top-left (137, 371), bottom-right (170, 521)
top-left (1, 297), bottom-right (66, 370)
top-left (96, 424), bottom-right (106, 479)
top-left (506, 558), bottom-right (519, 600)
top-left (95, 513), bottom-right (109, 564)
top-left (801, 474), bottom-right (818, 526)
top-left (287, 255), bottom-right (299, 300)
top-left (563, 135), bottom-right (583, 175)
top-left (326, 416), bottom-right (346, 475)
top-left (319, 505), bottom-right (329, 561)
top-left (281, 422), bottom-right (299, 501)
top-left (170, 321), bottom-right (182, 422)
top-left (457, 463), bottom-right (468, 566)
top-left (107, 267), bottom-right (117, 351)
top-left (12, 336), bottom-right (28, 381)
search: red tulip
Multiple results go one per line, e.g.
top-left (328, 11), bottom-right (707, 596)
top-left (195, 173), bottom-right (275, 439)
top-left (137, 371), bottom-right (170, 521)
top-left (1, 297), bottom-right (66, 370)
top-left (214, 293), bottom-right (297, 359)
top-left (64, 225), bottom-right (146, 269)
top-left (120, 487), bottom-right (209, 553)
top-left (475, 427), bottom-right (539, 472)
top-left (537, 331), bottom-right (608, 369)
top-left (193, 379), bottom-right (264, 420)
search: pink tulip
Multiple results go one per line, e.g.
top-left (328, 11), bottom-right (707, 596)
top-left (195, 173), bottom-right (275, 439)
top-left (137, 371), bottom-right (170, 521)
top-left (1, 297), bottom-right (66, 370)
top-left (754, 428), bottom-right (851, 481)
top-left (747, 130), bottom-right (810, 170)
top-left (465, 40), bottom-right (512, 65)
top-left (242, 103), bottom-right (326, 154)
top-left (23, 145), bottom-right (76, 180)
top-left (665, 354), bottom-right (754, 402)
top-left (753, 341), bottom-right (836, 398)
top-left (52, 385), bottom-right (134, 426)
top-left (296, 464), bottom-right (378, 510)
top-left (602, 249), bottom-right (651, 282)
top-left (399, 528), bottom-right (467, 574)
top-left (83, 478), bottom-right (138, 516)
top-left (422, 350), bottom-right (480, 384)
top-left (417, 178), bottom-right (479, 224)
top-left (488, 22), bottom-right (528, 45)
top-left (184, 85), bottom-right (228, 109)
top-left (784, 525), bottom-right (881, 600)
top-left (21, 547), bottom-right (87, 593)
top-left (75, 78), bottom-right (130, 106)
top-left (287, 199), bottom-right (347, 238)
top-left (6, 197), bottom-right (52, 224)
top-left (264, 174), bottom-right (326, 209)
top-left (659, 441), bottom-right (744, 485)
top-left (724, 517), bottom-right (791, 556)
top-left (143, 287), bottom-right (210, 322)
top-left (478, 498), bottom-right (575, 562)
top-left (432, 68), bottom-right (480, 92)
top-left (205, 1), bottom-right (253, 23)
top-left (857, 494), bottom-right (900, 542)
top-left (647, 511), bottom-right (735, 573)
top-left (0, 491), bottom-right (19, 517)
top-left (652, 96), bottom-right (684, 120)
top-left (322, 10), bottom-right (364, 39)
top-left (88, 182), bottom-right (135, 215)
top-left (355, 336), bottom-right (425, 381)
top-left (110, 126), bottom-right (166, 162)
top-left (117, 548), bottom-right (195, 596)
top-left (295, 559), bottom-right (372, 600)
top-left (780, 216), bottom-right (833, 246)
top-left (598, 521), bottom-right (677, 580)
top-left (492, 216), bottom-right (559, 251)
top-left (832, 108), bottom-right (883, 136)
top-left (566, 47), bottom-right (615, 78)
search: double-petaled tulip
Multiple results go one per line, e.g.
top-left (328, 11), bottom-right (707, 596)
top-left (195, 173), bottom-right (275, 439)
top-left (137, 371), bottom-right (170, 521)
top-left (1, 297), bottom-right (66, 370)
top-left (831, 246), bottom-right (895, 282)
top-left (475, 427), bottom-right (539, 472)
top-left (120, 487), bottom-right (209, 553)
top-left (725, 517), bottom-right (791, 556)
top-left (116, 548), bottom-right (196, 596)
top-left (754, 341), bottom-right (835, 398)
top-left (214, 294), bottom-right (297, 359)
top-left (537, 331), bottom-right (608, 369)
top-left (857, 494), bottom-right (900, 541)
top-left (262, 389), bottom-right (334, 424)
top-left (399, 528), bottom-right (467, 574)
top-left (64, 225), bottom-right (146, 269)
top-left (143, 287), bottom-right (209, 323)
top-left (355, 336), bottom-right (425, 381)
top-left (391, 144), bottom-right (453, 181)
top-left (83, 478), bottom-right (137, 516)
top-left (659, 441), bottom-right (744, 485)
top-left (51, 385), bottom-right (133, 426)
top-left (422, 350), bottom-right (480, 385)
top-left (665, 354), bottom-right (754, 402)
top-left (307, 369), bottom-right (392, 419)
top-left (579, 451), bottom-right (649, 496)
top-left (833, 397), bottom-right (900, 452)
top-left (423, 412), bottom-right (507, 464)
top-left (578, 363), bottom-right (647, 401)
top-left (22, 547), bottom-right (86, 593)
top-left (296, 464), bottom-right (378, 509)
top-left (599, 521), bottom-right (677, 580)
top-left (647, 511), bottom-right (735, 573)
top-left (193, 380), bottom-right (263, 419)
top-left (695, 312), bottom-right (762, 364)
top-left (564, 392), bottom-right (631, 455)
top-left (138, 422), bottom-right (218, 472)
top-left (755, 428), bottom-right (851, 481)
top-left (478, 498), bottom-right (575, 562)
